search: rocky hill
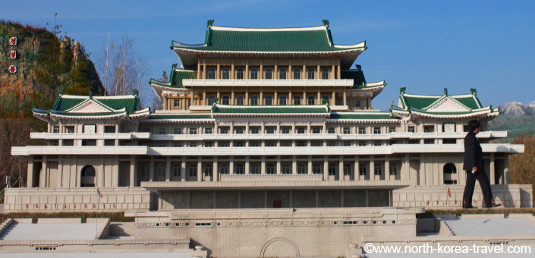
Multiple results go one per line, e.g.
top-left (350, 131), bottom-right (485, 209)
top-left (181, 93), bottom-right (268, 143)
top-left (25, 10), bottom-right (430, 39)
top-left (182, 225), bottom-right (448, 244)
top-left (0, 21), bottom-right (103, 117)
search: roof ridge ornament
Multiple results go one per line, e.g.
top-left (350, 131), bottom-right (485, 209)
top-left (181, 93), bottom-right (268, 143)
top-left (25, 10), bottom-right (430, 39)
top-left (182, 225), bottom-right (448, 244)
top-left (322, 20), bottom-right (330, 28)
top-left (400, 87), bottom-right (406, 94)
top-left (444, 88), bottom-right (448, 96)
top-left (207, 20), bottom-right (215, 28)
top-left (470, 88), bottom-right (477, 95)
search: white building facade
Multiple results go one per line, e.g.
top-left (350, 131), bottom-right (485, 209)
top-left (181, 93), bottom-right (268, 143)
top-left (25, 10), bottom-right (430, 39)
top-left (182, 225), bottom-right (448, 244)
top-left (4, 20), bottom-right (531, 258)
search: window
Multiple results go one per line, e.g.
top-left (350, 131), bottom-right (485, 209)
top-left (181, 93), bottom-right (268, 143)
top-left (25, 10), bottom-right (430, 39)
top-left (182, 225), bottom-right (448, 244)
top-left (296, 141), bottom-right (306, 146)
top-left (374, 141), bottom-right (382, 146)
top-left (280, 141), bottom-right (291, 146)
top-left (219, 127), bottom-right (229, 134)
top-left (64, 126), bottom-right (75, 133)
top-left (359, 163), bottom-right (367, 176)
top-left (279, 67), bottom-right (287, 79)
top-left (265, 127), bottom-right (275, 134)
top-left (104, 140), bottom-right (115, 146)
top-left (344, 141), bottom-right (352, 146)
top-left (265, 95), bottom-right (273, 105)
top-left (313, 163), bottom-right (322, 174)
top-left (297, 162), bottom-right (307, 174)
top-left (279, 95), bottom-right (287, 105)
top-left (236, 68), bottom-right (244, 79)
top-left (81, 140), bottom-right (96, 146)
top-left (157, 163), bottom-right (165, 177)
top-left (388, 127), bottom-right (396, 133)
top-left (358, 141), bottom-right (367, 146)
top-left (373, 127), bottom-right (381, 134)
top-left (328, 128), bottom-right (336, 134)
top-left (222, 96), bottom-right (230, 105)
top-left (328, 163), bottom-right (336, 176)
top-left (50, 140), bottom-right (59, 146)
top-left (62, 139), bottom-right (74, 146)
top-left (408, 126), bottom-right (415, 133)
top-left (265, 140), bottom-right (276, 147)
top-left (189, 128), bottom-right (197, 134)
top-left (219, 163), bottom-right (229, 174)
top-left (293, 68), bottom-right (301, 79)
top-left (204, 128), bottom-right (212, 134)
top-left (158, 128), bottom-right (166, 134)
top-left (307, 95), bottom-right (315, 105)
top-left (206, 67), bottom-right (215, 79)
top-left (222, 68), bottom-right (230, 79)
top-left (327, 141), bottom-right (336, 146)
top-left (189, 142), bottom-right (197, 147)
top-left (235, 127), bottom-right (244, 134)
top-left (250, 163), bottom-right (260, 174)
top-left (293, 95), bottom-right (301, 105)
top-left (389, 162), bottom-right (397, 176)
top-left (250, 68), bottom-right (258, 79)
top-left (443, 139), bottom-right (456, 144)
top-left (250, 141), bottom-right (260, 147)
top-left (281, 127), bottom-right (290, 134)
top-left (174, 127), bottom-right (183, 134)
top-left (311, 140), bottom-right (322, 146)
top-left (374, 163), bottom-right (382, 176)
top-left (265, 68), bottom-right (273, 79)
top-left (174, 141), bottom-right (182, 147)
top-left (443, 163), bottom-right (457, 174)
top-left (424, 139), bottom-right (434, 144)
top-left (204, 141), bottom-right (213, 147)
top-left (80, 165), bottom-right (96, 187)
top-left (250, 96), bottom-right (258, 105)
top-left (355, 100), bottom-right (361, 108)
top-left (344, 164), bottom-right (352, 176)
top-left (266, 163), bottom-right (276, 174)
top-left (219, 141), bottom-right (229, 147)
top-left (312, 127), bottom-right (321, 134)
top-left (236, 95), bottom-right (244, 105)
top-left (235, 163), bottom-right (244, 174)
top-left (173, 163), bottom-right (180, 177)
top-left (173, 99), bottom-right (180, 107)
top-left (188, 164), bottom-right (196, 177)
top-left (358, 127), bottom-right (366, 134)
top-left (307, 68), bottom-right (315, 79)
top-left (296, 127), bottom-right (305, 134)
top-left (281, 162), bottom-right (292, 174)
top-left (234, 141), bottom-right (245, 147)
top-left (423, 125), bottom-right (434, 133)
top-left (321, 67), bottom-right (329, 79)
top-left (343, 127), bottom-right (351, 134)
top-left (250, 127), bottom-right (260, 134)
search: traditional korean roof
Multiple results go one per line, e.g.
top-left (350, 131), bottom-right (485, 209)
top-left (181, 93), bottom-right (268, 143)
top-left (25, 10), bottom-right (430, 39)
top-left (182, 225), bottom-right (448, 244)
top-left (172, 20), bottom-right (366, 69)
top-left (150, 65), bottom-right (197, 90)
top-left (328, 111), bottom-right (398, 123)
top-left (33, 93), bottom-right (150, 122)
top-left (212, 104), bottom-right (330, 117)
top-left (391, 88), bottom-right (499, 119)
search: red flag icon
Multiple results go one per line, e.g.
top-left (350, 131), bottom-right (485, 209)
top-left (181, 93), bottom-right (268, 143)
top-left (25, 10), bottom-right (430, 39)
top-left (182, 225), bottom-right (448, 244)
top-left (9, 37), bottom-right (17, 45)
top-left (447, 187), bottom-right (452, 198)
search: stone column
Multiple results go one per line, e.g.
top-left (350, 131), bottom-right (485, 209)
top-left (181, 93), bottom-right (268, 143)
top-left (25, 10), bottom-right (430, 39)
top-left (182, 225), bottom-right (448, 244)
top-left (149, 157), bottom-right (154, 182)
top-left (27, 156), bottom-right (34, 187)
top-left (245, 157), bottom-right (250, 175)
top-left (180, 157), bottom-right (186, 182)
top-left (489, 153), bottom-right (495, 185)
top-left (40, 156), bottom-right (47, 188)
top-left (323, 156), bottom-right (329, 181)
top-left (354, 157), bottom-right (359, 181)
top-left (212, 158), bottom-right (218, 182)
top-left (130, 156), bottom-right (136, 187)
top-left (276, 156), bottom-right (281, 175)
top-left (308, 156), bottom-right (312, 175)
top-left (339, 157), bottom-right (344, 181)
top-left (292, 156), bottom-right (297, 175)
top-left (165, 157), bottom-right (171, 182)
top-left (385, 158), bottom-right (390, 181)
top-left (230, 157), bottom-right (234, 175)
top-left (197, 157), bottom-right (202, 182)
top-left (370, 159), bottom-right (375, 181)
top-left (261, 156), bottom-right (266, 175)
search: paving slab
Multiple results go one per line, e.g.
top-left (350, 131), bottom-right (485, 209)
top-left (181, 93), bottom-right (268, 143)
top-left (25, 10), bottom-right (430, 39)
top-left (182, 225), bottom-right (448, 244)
top-left (443, 217), bottom-right (535, 236)
top-left (1, 223), bottom-right (99, 240)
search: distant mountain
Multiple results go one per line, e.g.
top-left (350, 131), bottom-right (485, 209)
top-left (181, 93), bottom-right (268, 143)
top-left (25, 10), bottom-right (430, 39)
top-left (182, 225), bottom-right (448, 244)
top-left (498, 102), bottom-right (535, 117)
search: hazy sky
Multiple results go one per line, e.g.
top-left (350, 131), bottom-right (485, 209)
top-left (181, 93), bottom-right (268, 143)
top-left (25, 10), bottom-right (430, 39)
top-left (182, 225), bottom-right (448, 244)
top-left (2, 0), bottom-right (534, 110)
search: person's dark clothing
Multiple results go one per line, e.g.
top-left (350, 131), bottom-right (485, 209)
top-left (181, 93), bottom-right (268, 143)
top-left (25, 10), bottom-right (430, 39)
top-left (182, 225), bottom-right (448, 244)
top-left (462, 131), bottom-right (493, 208)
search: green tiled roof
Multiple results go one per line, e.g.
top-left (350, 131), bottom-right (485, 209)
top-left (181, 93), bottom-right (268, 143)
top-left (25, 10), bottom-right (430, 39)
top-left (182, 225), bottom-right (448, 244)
top-left (213, 105), bottom-right (329, 114)
top-left (34, 94), bottom-right (147, 120)
top-left (150, 68), bottom-right (197, 89)
top-left (173, 26), bottom-right (363, 53)
top-left (149, 114), bottom-right (212, 119)
top-left (330, 112), bottom-right (393, 119)
top-left (341, 70), bottom-right (366, 88)
top-left (455, 96), bottom-right (481, 110)
top-left (402, 95), bottom-right (439, 109)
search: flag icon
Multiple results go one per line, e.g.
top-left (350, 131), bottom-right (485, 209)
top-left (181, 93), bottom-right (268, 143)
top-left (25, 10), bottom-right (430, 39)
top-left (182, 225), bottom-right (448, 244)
top-left (447, 187), bottom-right (452, 198)
top-left (96, 188), bottom-right (103, 198)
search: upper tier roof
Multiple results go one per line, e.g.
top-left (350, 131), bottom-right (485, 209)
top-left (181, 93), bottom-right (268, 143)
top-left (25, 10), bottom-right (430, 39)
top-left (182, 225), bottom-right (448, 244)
top-left (172, 21), bottom-right (366, 69)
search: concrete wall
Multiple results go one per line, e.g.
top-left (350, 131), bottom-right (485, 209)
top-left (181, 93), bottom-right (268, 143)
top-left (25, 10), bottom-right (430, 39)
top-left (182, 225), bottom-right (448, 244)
top-left (130, 207), bottom-right (420, 258)
top-left (3, 187), bottom-right (150, 211)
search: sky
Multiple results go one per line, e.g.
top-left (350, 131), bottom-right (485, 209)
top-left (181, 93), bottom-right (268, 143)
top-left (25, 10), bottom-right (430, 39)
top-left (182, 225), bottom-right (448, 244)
top-left (2, 0), bottom-right (534, 110)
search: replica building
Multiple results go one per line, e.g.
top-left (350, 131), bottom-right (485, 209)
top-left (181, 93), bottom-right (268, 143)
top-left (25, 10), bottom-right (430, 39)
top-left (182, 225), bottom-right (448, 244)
top-left (5, 21), bottom-right (531, 257)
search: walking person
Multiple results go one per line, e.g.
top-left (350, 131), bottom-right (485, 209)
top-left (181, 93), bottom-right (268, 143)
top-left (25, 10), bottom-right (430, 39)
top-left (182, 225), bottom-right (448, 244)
top-left (462, 120), bottom-right (495, 208)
